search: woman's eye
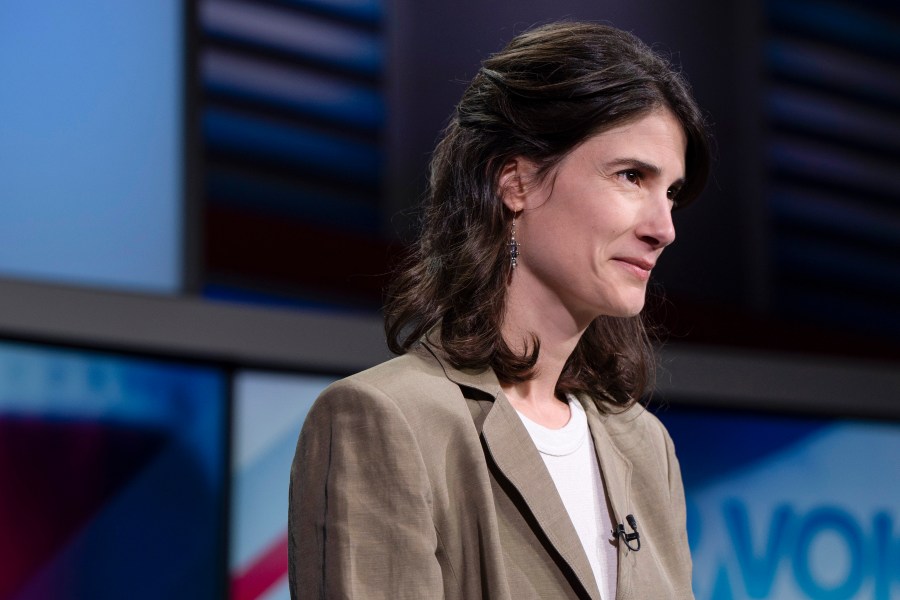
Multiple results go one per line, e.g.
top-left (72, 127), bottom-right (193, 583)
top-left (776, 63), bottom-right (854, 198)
top-left (620, 170), bottom-right (640, 184)
top-left (667, 186), bottom-right (682, 206)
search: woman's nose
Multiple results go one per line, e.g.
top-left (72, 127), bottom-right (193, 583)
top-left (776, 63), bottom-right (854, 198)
top-left (636, 195), bottom-right (676, 249)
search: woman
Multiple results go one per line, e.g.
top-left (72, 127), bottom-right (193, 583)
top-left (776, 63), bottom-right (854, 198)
top-left (289, 22), bottom-right (710, 600)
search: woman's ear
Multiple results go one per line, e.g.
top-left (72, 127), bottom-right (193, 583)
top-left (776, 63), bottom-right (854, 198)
top-left (498, 158), bottom-right (531, 213)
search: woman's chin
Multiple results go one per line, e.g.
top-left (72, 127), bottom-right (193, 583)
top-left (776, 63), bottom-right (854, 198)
top-left (597, 298), bottom-right (646, 319)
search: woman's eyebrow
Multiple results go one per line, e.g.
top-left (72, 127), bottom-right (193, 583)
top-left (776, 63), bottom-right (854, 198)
top-left (604, 157), bottom-right (661, 175)
top-left (604, 157), bottom-right (686, 186)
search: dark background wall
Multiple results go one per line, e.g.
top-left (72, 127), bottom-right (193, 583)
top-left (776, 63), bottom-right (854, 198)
top-left (381, 0), bottom-right (900, 358)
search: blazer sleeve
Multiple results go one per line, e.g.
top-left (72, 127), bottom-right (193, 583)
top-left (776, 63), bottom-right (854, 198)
top-left (288, 378), bottom-right (444, 599)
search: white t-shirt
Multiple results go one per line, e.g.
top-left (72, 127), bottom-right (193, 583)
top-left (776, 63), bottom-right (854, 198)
top-left (516, 397), bottom-right (618, 600)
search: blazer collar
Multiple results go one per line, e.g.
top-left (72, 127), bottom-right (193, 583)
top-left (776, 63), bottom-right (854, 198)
top-left (419, 340), bottom-right (602, 600)
top-left (418, 337), bottom-right (504, 397)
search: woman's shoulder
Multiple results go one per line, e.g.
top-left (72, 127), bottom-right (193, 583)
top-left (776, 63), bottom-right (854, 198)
top-left (589, 399), bottom-right (675, 455)
top-left (326, 345), bottom-right (449, 397)
top-left (308, 344), bottom-right (472, 429)
top-left (600, 398), bottom-right (666, 428)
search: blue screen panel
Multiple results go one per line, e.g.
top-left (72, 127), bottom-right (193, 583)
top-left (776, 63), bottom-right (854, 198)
top-left (0, 1), bottom-right (183, 293)
top-left (659, 407), bottom-right (900, 600)
top-left (229, 370), bottom-right (335, 600)
top-left (0, 340), bottom-right (227, 600)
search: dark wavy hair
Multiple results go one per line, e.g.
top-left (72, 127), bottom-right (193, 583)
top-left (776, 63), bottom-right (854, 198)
top-left (385, 22), bottom-right (710, 409)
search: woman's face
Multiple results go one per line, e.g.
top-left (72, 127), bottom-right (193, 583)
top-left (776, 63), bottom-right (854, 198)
top-left (506, 108), bottom-right (687, 325)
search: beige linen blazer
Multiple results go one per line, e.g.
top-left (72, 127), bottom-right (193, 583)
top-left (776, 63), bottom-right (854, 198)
top-left (289, 341), bottom-right (694, 599)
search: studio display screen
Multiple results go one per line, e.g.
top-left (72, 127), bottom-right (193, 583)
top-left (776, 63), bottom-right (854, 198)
top-left (0, 1), bottom-right (184, 293)
top-left (658, 406), bottom-right (900, 600)
top-left (0, 340), bottom-right (227, 600)
top-left (229, 370), bottom-right (336, 600)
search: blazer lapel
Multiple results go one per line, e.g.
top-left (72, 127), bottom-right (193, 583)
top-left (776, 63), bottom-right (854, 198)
top-left (482, 394), bottom-right (602, 600)
top-left (421, 342), bottom-right (601, 600)
top-left (582, 398), bottom-right (635, 599)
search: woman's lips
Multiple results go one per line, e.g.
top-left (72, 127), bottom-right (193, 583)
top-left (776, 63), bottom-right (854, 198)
top-left (612, 257), bottom-right (655, 280)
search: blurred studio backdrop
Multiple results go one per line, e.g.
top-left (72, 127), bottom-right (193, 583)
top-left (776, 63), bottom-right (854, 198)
top-left (1, 1), bottom-right (899, 599)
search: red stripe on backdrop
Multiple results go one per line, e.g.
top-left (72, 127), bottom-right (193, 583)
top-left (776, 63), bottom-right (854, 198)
top-left (232, 532), bottom-right (289, 600)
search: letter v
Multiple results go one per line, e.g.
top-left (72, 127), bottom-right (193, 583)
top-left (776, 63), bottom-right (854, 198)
top-left (723, 500), bottom-right (793, 598)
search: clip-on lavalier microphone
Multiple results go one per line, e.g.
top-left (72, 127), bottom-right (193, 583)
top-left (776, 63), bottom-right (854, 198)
top-left (614, 514), bottom-right (641, 551)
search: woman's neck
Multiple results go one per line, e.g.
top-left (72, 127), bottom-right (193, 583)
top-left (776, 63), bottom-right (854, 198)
top-left (500, 294), bottom-right (588, 429)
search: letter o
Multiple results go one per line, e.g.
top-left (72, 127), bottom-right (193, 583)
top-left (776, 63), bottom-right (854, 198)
top-left (793, 507), bottom-right (864, 599)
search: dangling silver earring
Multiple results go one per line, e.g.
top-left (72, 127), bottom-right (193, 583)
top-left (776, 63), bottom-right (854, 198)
top-left (508, 211), bottom-right (520, 269)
